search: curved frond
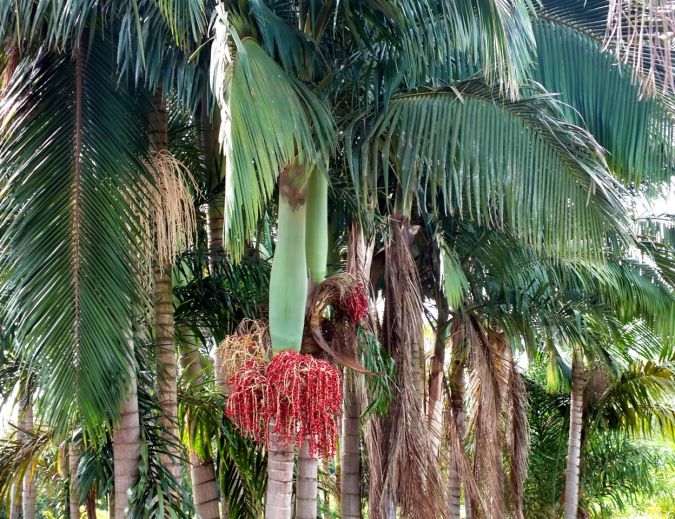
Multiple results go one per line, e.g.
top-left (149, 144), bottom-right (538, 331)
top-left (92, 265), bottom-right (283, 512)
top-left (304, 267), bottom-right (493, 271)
top-left (210, 9), bottom-right (335, 258)
top-left (591, 361), bottom-right (675, 438)
top-left (0, 44), bottom-right (151, 435)
top-left (530, 16), bottom-right (675, 189)
top-left (348, 80), bottom-right (629, 257)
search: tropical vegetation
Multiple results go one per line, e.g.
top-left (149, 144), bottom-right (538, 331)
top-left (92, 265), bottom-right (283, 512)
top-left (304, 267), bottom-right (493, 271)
top-left (0, 1), bottom-right (673, 518)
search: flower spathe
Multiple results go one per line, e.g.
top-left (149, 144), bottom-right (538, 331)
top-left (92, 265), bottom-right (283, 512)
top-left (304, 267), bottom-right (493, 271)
top-left (226, 351), bottom-right (342, 458)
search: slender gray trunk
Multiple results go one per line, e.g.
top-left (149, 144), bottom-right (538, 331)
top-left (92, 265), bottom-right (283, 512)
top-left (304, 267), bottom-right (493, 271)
top-left (70, 444), bottom-right (81, 519)
top-left (207, 195), bottom-right (224, 266)
top-left (265, 425), bottom-right (294, 519)
top-left (563, 351), bottom-right (587, 519)
top-left (112, 352), bottom-right (141, 519)
top-left (447, 364), bottom-right (466, 519)
top-left (340, 222), bottom-right (373, 519)
top-left (428, 292), bottom-right (449, 457)
top-left (10, 387), bottom-right (31, 519)
top-left (296, 443), bottom-right (318, 519)
top-left (179, 327), bottom-right (221, 519)
top-left (19, 389), bottom-right (35, 519)
top-left (340, 370), bottom-right (361, 519)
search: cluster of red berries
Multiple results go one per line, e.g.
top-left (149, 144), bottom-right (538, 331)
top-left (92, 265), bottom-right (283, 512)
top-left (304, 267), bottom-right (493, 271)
top-left (226, 351), bottom-right (342, 458)
top-left (342, 282), bottom-right (369, 324)
top-left (226, 358), bottom-right (268, 442)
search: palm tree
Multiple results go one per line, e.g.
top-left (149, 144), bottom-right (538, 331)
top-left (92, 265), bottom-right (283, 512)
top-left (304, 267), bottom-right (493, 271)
top-left (1, 3), bottom-right (673, 518)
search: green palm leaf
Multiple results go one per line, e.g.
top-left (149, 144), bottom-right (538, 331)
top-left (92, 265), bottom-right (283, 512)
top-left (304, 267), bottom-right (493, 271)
top-left (0, 43), bottom-right (151, 435)
top-left (347, 79), bottom-right (628, 257)
top-left (530, 16), bottom-right (675, 189)
top-left (210, 10), bottom-right (335, 258)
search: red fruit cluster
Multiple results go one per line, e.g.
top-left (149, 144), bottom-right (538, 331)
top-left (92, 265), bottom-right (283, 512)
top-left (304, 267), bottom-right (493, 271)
top-left (226, 358), bottom-right (267, 442)
top-left (225, 351), bottom-right (342, 458)
top-left (343, 282), bottom-right (369, 324)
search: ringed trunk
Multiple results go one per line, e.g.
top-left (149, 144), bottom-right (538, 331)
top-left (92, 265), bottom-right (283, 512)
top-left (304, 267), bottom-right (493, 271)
top-left (563, 350), bottom-right (587, 519)
top-left (70, 444), bottom-right (81, 519)
top-left (112, 349), bottom-right (141, 519)
top-left (149, 90), bottom-right (181, 478)
top-left (447, 363), bottom-right (466, 519)
top-left (428, 292), bottom-right (450, 457)
top-left (19, 388), bottom-right (36, 519)
top-left (340, 369), bottom-right (361, 519)
top-left (178, 327), bottom-right (221, 519)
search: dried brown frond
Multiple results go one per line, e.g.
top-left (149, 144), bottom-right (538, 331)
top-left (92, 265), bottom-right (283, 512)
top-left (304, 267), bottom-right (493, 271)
top-left (143, 150), bottom-right (199, 268)
top-left (465, 317), bottom-right (510, 519)
top-left (216, 319), bottom-right (269, 383)
top-left (505, 347), bottom-right (529, 519)
top-left (605, 0), bottom-right (675, 95)
top-left (376, 217), bottom-right (445, 519)
top-left (443, 375), bottom-right (486, 517)
top-left (1, 43), bottom-right (19, 94)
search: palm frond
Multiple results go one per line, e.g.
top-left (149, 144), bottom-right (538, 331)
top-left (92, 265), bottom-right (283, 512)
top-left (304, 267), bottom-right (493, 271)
top-left (153, 0), bottom-right (206, 48)
top-left (590, 360), bottom-right (675, 438)
top-left (0, 43), bottom-right (151, 435)
top-left (531, 15), bottom-right (675, 189)
top-left (209, 8), bottom-right (335, 258)
top-left (347, 79), bottom-right (629, 257)
top-left (0, 0), bottom-right (96, 52)
top-left (537, 0), bottom-right (675, 95)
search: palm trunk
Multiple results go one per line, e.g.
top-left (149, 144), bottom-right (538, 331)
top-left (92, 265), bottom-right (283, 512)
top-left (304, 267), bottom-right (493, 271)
top-left (265, 425), bottom-right (295, 519)
top-left (296, 443), bottom-right (319, 519)
top-left (9, 481), bottom-right (21, 519)
top-left (563, 350), bottom-right (587, 519)
top-left (295, 169), bottom-right (328, 519)
top-left (178, 327), bottom-right (221, 519)
top-left (112, 357), bottom-right (141, 519)
top-left (340, 222), bottom-right (372, 519)
top-left (85, 490), bottom-right (97, 519)
top-left (447, 362), bottom-right (466, 519)
top-left (189, 452), bottom-right (220, 519)
top-left (340, 370), bottom-right (361, 519)
top-left (207, 194), bottom-right (224, 262)
top-left (70, 445), bottom-right (81, 519)
top-left (154, 264), bottom-right (179, 477)
top-left (428, 292), bottom-right (449, 457)
top-left (19, 388), bottom-right (36, 519)
top-left (149, 90), bottom-right (181, 478)
top-left (10, 387), bottom-right (30, 519)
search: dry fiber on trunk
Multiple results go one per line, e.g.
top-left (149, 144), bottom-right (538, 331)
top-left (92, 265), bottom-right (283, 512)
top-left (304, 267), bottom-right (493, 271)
top-left (375, 216), bottom-right (444, 519)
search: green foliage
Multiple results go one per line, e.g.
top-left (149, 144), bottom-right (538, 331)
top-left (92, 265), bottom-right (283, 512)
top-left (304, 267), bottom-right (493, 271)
top-left (347, 80), bottom-right (628, 255)
top-left (0, 41), bottom-right (151, 435)
top-left (530, 15), bottom-right (675, 189)
top-left (174, 251), bottom-right (271, 344)
top-left (358, 327), bottom-right (396, 418)
top-left (210, 10), bottom-right (335, 258)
